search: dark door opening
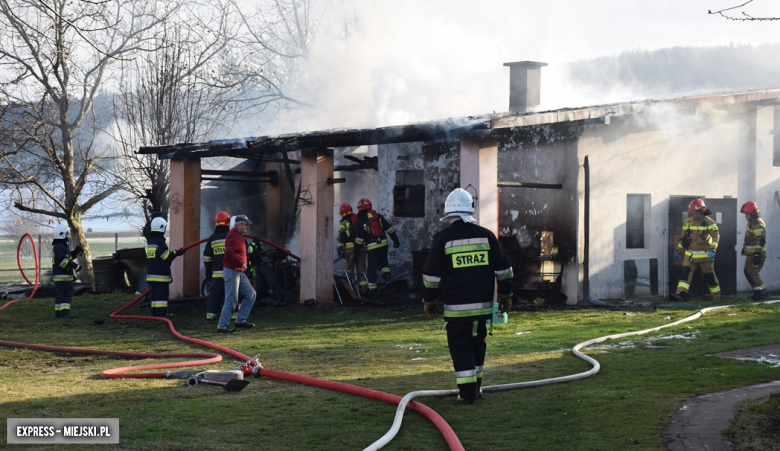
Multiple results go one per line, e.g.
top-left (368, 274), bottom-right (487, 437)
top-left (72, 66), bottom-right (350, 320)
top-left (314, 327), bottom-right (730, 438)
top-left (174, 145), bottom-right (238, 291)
top-left (668, 196), bottom-right (737, 298)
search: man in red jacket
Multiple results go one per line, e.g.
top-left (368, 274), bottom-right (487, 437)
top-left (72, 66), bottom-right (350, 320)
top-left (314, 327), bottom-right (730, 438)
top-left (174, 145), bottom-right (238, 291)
top-left (217, 215), bottom-right (257, 333)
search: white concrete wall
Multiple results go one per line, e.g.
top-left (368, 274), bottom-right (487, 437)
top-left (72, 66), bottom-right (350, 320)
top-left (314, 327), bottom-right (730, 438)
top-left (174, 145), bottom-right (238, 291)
top-left (577, 103), bottom-right (780, 300)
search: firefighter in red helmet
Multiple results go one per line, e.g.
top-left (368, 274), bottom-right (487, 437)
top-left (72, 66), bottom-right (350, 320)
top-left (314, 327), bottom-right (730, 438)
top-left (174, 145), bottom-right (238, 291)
top-left (337, 203), bottom-right (368, 294)
top-left (204, 211), bottom-right (231, 320)
top-left (354, 198), bottom-right (400, 293)
top-left (740, 201), bottom-right (767, 299)
top-left (673, 199), bottom-right (721, 301)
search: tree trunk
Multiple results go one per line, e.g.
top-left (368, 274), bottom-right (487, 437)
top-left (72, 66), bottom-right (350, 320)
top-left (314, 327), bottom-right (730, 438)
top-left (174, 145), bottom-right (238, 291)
top-left (68, 216), bottom-right (94, 288)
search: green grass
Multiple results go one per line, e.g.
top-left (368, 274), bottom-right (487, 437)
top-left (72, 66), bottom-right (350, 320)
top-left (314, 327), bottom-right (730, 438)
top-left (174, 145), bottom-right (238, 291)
top-left (725, 392), bottom-right (780, 450)
top-left (1, 294), bottom-right (779, 450)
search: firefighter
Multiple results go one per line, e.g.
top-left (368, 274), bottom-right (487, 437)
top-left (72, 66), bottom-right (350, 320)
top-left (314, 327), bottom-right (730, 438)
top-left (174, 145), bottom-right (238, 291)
top-left (204, 211), bottom-right (231, 320)
top-left (740, 201), bottom-right (767, 299)
top-left (354, 198), bottom-right (400, 293)
top-left (421, 188), bottom-right (514, 405)
top-left (145, 217), bottom-right (185, 317)
top-left (51, 224), bottom-right (82, 319)
top-left (337, 203), bottom-right (368, 294)
top-left (674, 198), bottom-right (720, 301)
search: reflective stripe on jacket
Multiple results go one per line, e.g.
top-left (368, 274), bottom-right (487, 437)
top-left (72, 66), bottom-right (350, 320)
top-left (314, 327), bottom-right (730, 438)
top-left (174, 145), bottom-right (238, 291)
top-left (742, 217), bottom-right (767, 257)
top-left (422, 220), bottom-right (514, 322)
top-left (146, 236), bottom-right (173, 283)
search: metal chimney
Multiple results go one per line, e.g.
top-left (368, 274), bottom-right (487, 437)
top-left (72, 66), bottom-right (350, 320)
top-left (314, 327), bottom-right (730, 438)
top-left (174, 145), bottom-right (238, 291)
top-left (503, 61), bottom-right (547, 113)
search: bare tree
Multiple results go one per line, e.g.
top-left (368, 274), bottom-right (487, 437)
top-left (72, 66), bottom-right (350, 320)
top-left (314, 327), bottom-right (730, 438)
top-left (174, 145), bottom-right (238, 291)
top-left (709, 0), bottom-right (780, 21)
top-left (0, 0), bottom-right (184, 285)
top-left (109, 0), bottom-right (319, 237)
top-left (107, 2), bottom-right (243, 237)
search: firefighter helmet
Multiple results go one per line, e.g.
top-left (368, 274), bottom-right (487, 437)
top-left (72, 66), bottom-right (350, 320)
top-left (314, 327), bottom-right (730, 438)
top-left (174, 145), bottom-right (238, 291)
top-left (215, 211), bottom-right (231, 226)
top-left (741, 201), bottom-right (759, 215)
top-left (53, 224), bottom-right (69, 239)
top-left (440, 188), bottom-right (476, 223)
top-left (150, 217), bottom-right (168, 233)
top-left (357, 198), bottom-right (372, 212)
top-left (339, 203), bottom-right (353, 217)
top-left (688, 199), bottom-right (707, 214)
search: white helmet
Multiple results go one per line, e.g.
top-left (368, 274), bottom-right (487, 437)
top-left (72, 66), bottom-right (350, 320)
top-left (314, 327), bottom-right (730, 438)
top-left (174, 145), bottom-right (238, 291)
top-left (440, 188), bottom-right (476, 223)
top-left (53, 224), bottom-right (69, 239)
top-left (150, 217), bottom-right (168, 233)
top-left (229, 216), bottom-right (236, 229)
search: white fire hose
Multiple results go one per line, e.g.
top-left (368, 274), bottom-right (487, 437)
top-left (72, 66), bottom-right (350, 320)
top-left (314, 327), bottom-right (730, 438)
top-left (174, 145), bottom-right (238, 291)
top-left (365, 300), bottom-right (780, 451)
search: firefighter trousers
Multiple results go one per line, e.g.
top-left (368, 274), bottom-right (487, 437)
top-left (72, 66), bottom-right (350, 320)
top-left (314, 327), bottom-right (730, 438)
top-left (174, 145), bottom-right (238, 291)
top-left (675, 258), bottom-right (720, 300)
top-left (54, 281), bottom-right (72, 317)
top-left (446, 320), bottom-right (487, 401)
top-left (743, 256), bottom-right (765, 291)
top-left (149, 282), bottom-right (169, 317)
top-left (344, 246), bottom-right (368, 293)
top-left (366, 245), bottom-right (391, 289)
top-left (206, 278), bottom-right (225, 319)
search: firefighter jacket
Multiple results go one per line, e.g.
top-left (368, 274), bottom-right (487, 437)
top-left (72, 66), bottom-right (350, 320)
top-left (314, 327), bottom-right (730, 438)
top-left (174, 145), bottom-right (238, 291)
top-left (742, 216), bottom-right (767, 258)
top-left (337, 215), bottom-right (360, 252)
top-left (355, 210), bottom-right (398, 251)
top-left (203, 225), bottom-right (229, 279)
top-left (52, 240), bottom-right (80, 282)
top-left (421, 220), bottom-right (514, 322)
top-left (676, 214), bottom-right (720, 262)
top-left (146, 234), bottom-right (177, 283)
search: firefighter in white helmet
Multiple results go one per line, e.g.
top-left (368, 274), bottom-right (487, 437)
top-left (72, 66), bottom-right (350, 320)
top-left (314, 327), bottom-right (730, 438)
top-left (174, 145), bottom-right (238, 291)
top-left (145, 217), bottom-right (186, 317)
top-left (51, 224), bottom-right (83, 319)
top-left (421, 188), bottom-right (514, 404)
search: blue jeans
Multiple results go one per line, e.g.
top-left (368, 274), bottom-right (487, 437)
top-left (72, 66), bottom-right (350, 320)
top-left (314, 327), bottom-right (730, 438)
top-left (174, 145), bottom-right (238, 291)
top-left (218, 268), bottom-right (256, 329)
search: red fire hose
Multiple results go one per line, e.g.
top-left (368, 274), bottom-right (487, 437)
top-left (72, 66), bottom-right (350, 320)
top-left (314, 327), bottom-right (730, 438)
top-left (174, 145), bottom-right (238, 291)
top-left (1, 233), bottom-right (40, 309)
top-left (0, 234), bottom-right (464, 450)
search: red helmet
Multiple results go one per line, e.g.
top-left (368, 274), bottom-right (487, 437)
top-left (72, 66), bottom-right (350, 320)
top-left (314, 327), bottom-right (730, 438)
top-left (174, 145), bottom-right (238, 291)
top-left (357, 198), bottom-right (372, 212)
top-left (741, 201), bottom-right (759, 215)
top-left (339, 203), bottom-right (353, 217)
top-left (688, 199), bottom-right (706, 213)
top-left (215, 211), bottom-right (231, 226)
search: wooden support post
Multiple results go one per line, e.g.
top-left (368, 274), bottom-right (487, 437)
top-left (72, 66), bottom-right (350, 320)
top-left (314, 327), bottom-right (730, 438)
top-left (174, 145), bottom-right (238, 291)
top-left (169, 158), bottom-right (201, 299)
top-left (460, 136), bottom-right (498, 236)
top-left (300, 148), bottom-right (334, 304)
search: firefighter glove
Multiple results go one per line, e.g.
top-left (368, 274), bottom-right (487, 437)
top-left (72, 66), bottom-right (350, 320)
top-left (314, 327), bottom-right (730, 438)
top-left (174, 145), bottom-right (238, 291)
top-left (75, 264), bottom-right (81, 272)
top-left (498, 296), bottom-right (512, 313)
top-left (423, 301), bottom-right (439, 318)
top-left (708, 250), bottom-right (716, 260)
top-left (753, 253), bottom-right (762, 265)
top-left (393, 239), bottom-right (400, 248)
top-left (70, 246), bottom-right (83, 258)
top-left (673, 252), bottom-right (681, 260)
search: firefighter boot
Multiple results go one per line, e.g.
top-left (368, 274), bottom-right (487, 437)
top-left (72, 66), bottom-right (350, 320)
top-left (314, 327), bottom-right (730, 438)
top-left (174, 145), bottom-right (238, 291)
top-left (673, 291), bottom-right (688, 302)
top-left (753, 288), bottom-right (764, 300)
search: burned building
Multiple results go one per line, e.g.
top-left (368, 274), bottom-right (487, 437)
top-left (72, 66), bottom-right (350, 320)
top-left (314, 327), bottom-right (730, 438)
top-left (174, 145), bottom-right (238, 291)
top-left (141, 61), bottom-right (780, 305)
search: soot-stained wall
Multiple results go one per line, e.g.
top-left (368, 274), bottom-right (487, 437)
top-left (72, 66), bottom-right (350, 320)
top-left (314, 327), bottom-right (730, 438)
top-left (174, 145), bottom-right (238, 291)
top-left (497, 125), bottom-right (581, 302)
top-left (378, 140), bottom-right (460, 277)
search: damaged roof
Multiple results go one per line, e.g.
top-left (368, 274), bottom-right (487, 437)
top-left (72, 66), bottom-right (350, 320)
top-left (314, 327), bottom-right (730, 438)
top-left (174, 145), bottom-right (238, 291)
top-left (138, 89), bottom-right (780, 159)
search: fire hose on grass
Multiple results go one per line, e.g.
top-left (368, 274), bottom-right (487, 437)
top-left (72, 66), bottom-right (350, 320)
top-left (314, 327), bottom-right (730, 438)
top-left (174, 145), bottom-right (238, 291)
top-left (0, 233), bottom-right (466, 450)
top-left (0, 233), bottom-right (40, 309)
top-left (363, 299), bottom-right (780, 451)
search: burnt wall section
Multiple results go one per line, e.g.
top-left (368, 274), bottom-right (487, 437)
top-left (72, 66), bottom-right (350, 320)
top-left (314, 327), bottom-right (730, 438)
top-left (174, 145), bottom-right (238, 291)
top-left (498, 125), bottom-right (581, 302)
top-left (378, 140), bottom-right (460, 278)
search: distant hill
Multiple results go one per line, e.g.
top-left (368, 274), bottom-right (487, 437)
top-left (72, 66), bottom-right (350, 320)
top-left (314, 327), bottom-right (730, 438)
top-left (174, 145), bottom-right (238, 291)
top-left (562, 43), bottom-right (780, 100)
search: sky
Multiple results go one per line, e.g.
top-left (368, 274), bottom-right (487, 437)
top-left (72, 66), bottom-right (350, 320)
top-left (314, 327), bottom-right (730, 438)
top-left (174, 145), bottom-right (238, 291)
top-left (253, 0), bottom-right (780, 135)
top-left (82, 0), bottom-right (780, 231)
